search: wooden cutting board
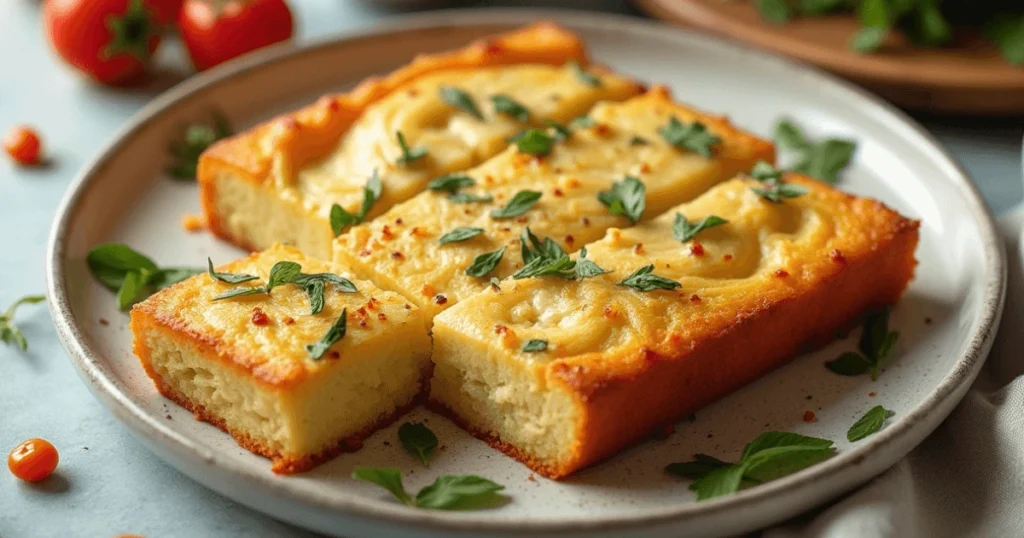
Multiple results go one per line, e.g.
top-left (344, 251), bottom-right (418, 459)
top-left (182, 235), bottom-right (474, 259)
top-left (634, 0), bottom-right (1024, 115)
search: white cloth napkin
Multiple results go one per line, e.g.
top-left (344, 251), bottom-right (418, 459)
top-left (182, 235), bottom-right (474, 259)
top-left (766, 209), bottom-right (1024, 538)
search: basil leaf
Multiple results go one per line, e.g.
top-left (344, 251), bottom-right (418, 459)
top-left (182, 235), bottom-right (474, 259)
top-left (658, 117), bottom-right (721, 158)
top-left (267, 261), bottom-right (301, 291)
top-left (330, 204), bottom-right (359, 236)
top-left (792, 139), bottom-right (857, 184)
top-left (491, 190), bottom-right (541, 219)
top-left (307, 308), bottom-right (346, 360)
top-left (772, 120), bottom-right (809, 151)
top-left (415, 475), bottom-right (505, 510)
top-left (490, 95), bottom-right (529, 122)
top-left (740, 431), bottom-right (834, 461)
top-left (597, 175), bottom-right (646, 223)
top-left (395, 131), bottom-right (427, 166)
top-left (304, 280), bottom-right (325, 315)
top-left (756, 0), bottom-right (791, 24)
top-left (673, 214), bottom-right (728, 243)
top-left (292, 273), bottom-right (358, 293)
top-left (207, 258), bottom-right (258, 284)
top-left (440, 86), bottom-right (484, 120)
top-left (665, 454), bottom-right (731, 480)
top-left (858, 0), bottom-right (889, 28)
top-left (520, 227), bottom-right (566, 264)
top-left (522, 339), bottom-right (548, 352)
top-left (212, 286), bottom-right (268, 301)
top-left (568, 60), bottom-right (600, 87)
top-left (986, 14), bottom-right (1024, 65)
top-left (752, 182), bottom-right (808, 203)
top-left (465, 247), bottom-right (506, 278)
top-left (847, 406), bottom-right (895, 442)
top-left (116, 271), bottom-right (145, 310)
top-left (825, 352), bottom-right (871, 376)
top-left (87, 243), bottom-right (159, 291)
top-left (750, 160), bottom-right (783, 182)
top-left (742, 445), bottom-right (835, 483)
top-left (618, 265), bottom-right (681, 292)
top-left (575, 247), bottom-right (609, 279)
top-left (352, 467), bottom-right (414, 506)
top-left (448, 192), bottom-right (493, 204)
top-left (629, 135), bottom-right (650, 146)
top-left (148, 268), bottom-right (203, 290)
top-left (439, 227), bottom-right (484, 245)
top-left (690, 464), bottom-right (749, 501)
top-left (512, 128), bottom-right (555, 157)
top-left (0, 295), bottom-right (45, 351)
top-left (398, 422), bottom-right (438, 467)
top-left (513, 254), bottom-right (576, 280)
top-left (428, 174), bottom-right (476, 194)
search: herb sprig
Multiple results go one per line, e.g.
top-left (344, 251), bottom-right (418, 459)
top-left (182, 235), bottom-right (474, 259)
top-left (353, 467), bottom-right (504, 510)
top-left (825, 308), bottom-right (899, 380)
top-left (749, 161), bottom-right (808, 203)
top-left (87, 244), bottom-right (203, 310)
top-left (597, 176), bottom-right (646, 223)
top-left (658, 117), bottom-right (721, 158)
top-left (0, 295), bottom-right (45, 351)
top-left (848, 406), bottom-right (895, 442)
top-left (490, 95), bottom-right (530, 122)
top-left (398, 422), bottom-right (438, 467)
top-left (307, 308), bottom-right (347, 360)
top-left (210, 260), bottom-right (357, 315)
top-left (773, 120), bottom-right (857, 184)
top-left (513, 229), bottom-right (608, 281)
top-left (395, 131), bottom-right (427, 166)
top-left (440, 87), bottom-right (484, 120)
top-left (439, 227), bottom-right (484, 245)
top-left (466, 247), bottom-right (506, 278)
top-left (618, 265), bottom-right (680, 292)
top-left (510, 129), bottom-right (555, 157)
top-left (331, 169), bottom-right (383, 236)
top-left (491, 190), bottom-right (541, 219)
top-left (673, 214), bottom-right (728, 243)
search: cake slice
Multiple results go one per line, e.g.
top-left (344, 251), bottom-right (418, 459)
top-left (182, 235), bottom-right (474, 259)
top-left (199, 23), bottom-right (643, 259)
top-left (429, 175), bottom-right (919, 479)
top-left (334, 88), bottom-right (774, 317)
top-left (130, 244), bottom-right (431, 473)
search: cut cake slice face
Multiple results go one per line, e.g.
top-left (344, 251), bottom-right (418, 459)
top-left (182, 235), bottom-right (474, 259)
top-left (429, 175), bottom-right (920, 479)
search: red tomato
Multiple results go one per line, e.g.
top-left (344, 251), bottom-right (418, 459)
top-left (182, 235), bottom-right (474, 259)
top-left (149, 0), bottom-right (184, 25)
top-left (4, 126), bottom-right (43, 166)
top-left (8, 439), bottom-right (59, 483)
top-left (44, 0), bottom-right (163, 85)
top-left (178, 0), bottom-right (294, 72)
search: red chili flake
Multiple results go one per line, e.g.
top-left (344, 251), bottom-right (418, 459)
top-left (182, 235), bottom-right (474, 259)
top-left (484, 175), bottom-right (495, 185)
top-left (391, 251), bottom-right (405, 260)
top-left (282, 316), bottom-right (296, 326)
top-left (690, 241), bottom-right (705, 257)
top-left (602, 306), bottom-right (617, 318)
top-left (251, 308), bottom-right (270, 326)
top-left (320, 97), bottom-right (340, 111)
top-left (830, 249), bottom-right (846, 264)
top-left (367, 297), bottom-right (380, 310)
top-left (380, 225), bottom-right (394, 240)
top-left (328, 351), bottom-right (341, 360)
top-left (98, 318), bottom-right (109, 326)
top-left (483, 41), bottom-right (503, 55)
top-left (359, 249), bottom-right (371, 257)
top-left (500, 227), bottom-right (511, 232)
top-left (774, 269), bottom-right (790, 278)
top-left (803, 411), bottom-right (816, 423)
top-left (410, 226), bottom-right (426, 237)
top-left (359, 319), bottom-right (368, 328)
top-left (516, 216), bottom-right (528, 223)
top-left (357, 306), bottom-right (368, 316)
top-left (633, 243), bottom-right (645, 254)
top-left (434, 294), bottom-right (448, 305)
top-left (394, 218), bottom-right (404, 225)
top-left (689, 294), bottom-right (701, 303)
top-left (635, 82), bottom-right (649, 93)
top-left (377, 312), bottom-right (388, 321)
top-left (594, 123), bottom-right (611, 136)
top-left (639, 162), bottom-right (651, 173)
top-left (553, 188), bottom-right (564, 197)
top-left (723, 254), bottom-right (733, 261)
top-left (564, 235), bottom-right (574, 245)
top-left (869, 391), bottom-right (877, 397)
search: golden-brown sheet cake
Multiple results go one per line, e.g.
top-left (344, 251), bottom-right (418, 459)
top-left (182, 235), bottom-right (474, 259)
top-left (428, 175), bottom-right (919, 479)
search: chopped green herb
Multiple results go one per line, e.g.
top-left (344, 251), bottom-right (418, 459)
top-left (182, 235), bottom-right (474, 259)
top-left (673, 214), bottom-right (728, 243)
top-left (490, 95), bottom-right (529, 122)
top-left (773, 120), bottom-right (858, 184)
top-left (513, 253), bottom-right (575, 280)
top-left (439, 227), bottom-right (484, 245)
top-left (266, 261), bottom-right (301, 292)
top-left (212, 286), bottom-right (268, 301)
top-left (847, 406), bottom-right (895, 442)
top-left (307, 308), bottom-right (347, 359)
top-left (618, 265), bottom-right (681, 292)
top-left (167, 113), bottom-right (231, 180)
top-left (440, 86), bottom-right (484, 120)
top-left (752, 182), bottom-right (808, 203)
top-left (353, 468), bottom-right (505, 510)
top-left (465, 247), bottom-right (506, 278)
top-left (750, 160), bottom-right (783, 182)
top-left (428, 174), bottom-right (476, 194)
top-left (544, 120), bottom-right (572, 141)
top-left (0, 295), bottom-right (46, 351)
top-left (87, 244), bottom-right (202, 310)
top-left (658, 117), bottom-right (721, 158)
top-left (597, 175), bottom-right (646, 223)
top-left (395, 131), bottom-right (427, 166)
top-left (575, 247), bottom-right (610, 279)
top-left (491, 190), bottom-right (541, 219)
top-left (398, 422), bottom-right (438, 467)
top-left (207, 258), bottom-right (258, 284)
top-left (522, 339), bottom-right (548, 352)
top-left (511, 128), bottom-right (556, 157)
top-left (448, 192), bottom-right (493, 204)
top-left (331, 170), bottom-right (383, 235)
top-left (568, 60), bottom-right (601, 86)
top-left (825, 308), bottom-right (899, 380)
top-left (629, 135), bottom-right (650, 146)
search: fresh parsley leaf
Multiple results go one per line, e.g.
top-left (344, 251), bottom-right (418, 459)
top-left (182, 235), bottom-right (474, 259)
top-left (629, 135), bottom-right (650, 146)
top-left (439, 227), bottom-right (484, 245)
top-left (752, 182), bottom-right (808, 203)
top-left (690, 464), bottom-right (749, 501)
top-left (742, 445), bottom-right (835, 483)
top-left (511, 128), bottom-right (556, 157)
top-left (824, 352), bottom-right (871, 376)
top-left (756, 0), bottom-right (791, 24)
top-left (398, 422), bottom-right (438, 467)
top-left (465, 247), bottom-right (505, 278)
top-left (0, 295), bottom-right (45, 351)
top-left (395, 131), bottom-right (427, 166)
top-left (847, 406), bottom-right (895, 442)
top-left (212, 286), bottom-right (268, 301)
top-left (522, 339), bottom-right (548, 352)
top-left (307, 308), bottom-right (346, 359)
top-left (490, 95), bottom-right (529, 122)
top-left (986, 13), bottom-right (1024, 65)
top-left (825, 308), bottom-right (899, 380)
top-left (772, 121), bottom-right (809, 151)
top-left (440, 87), bottom-right (484, 120)
top-left (658, 117), bottom-right (721, 158)
top-left (598, 176), bottom-right (646, 223)
top-left (740, 431), bottom-right (834, 461)
top-left (330, 170), bottom-right (383, 236)
top-left (618, 265), bottom-right (681, 292)
top-left (575, 247), bottom-right (609, 279)
top-left (568, 60), bottom-right (600, 86)
top-left (793, 139), bottom-right (857, 184)
top-left (167, 113), bottom-right (232, 180)
top-left (448, 192), bottom-right (493, 204)
top-left (207, 258), bottom-right (258, 284)
top-left (353, 468), bottom-right (504, 510)
top-left (87, 244), bottom-right (201, 310)
top-left (428, 174), bottom-right (476, 194)
top-left (267, 261), bottom-right (301, 291)
top-left (352, 467), bottom-right (414, 506)
top-left (750, 160), bottom-right (783, 182)
top-left (519, 227), bottom-right (566, 265)
top-left (673, 214), bottom-right (728, 243)
top-left (491, 190), bottom-right (541, 219)
top-left (330, 204), bottom-right (359, 236)
top-left (569, 116), bottom-right (595, 130)
top-left (513, 254), bottom-right (576, 280)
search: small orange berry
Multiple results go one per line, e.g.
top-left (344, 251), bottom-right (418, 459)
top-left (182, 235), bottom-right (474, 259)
top-left (8, 438), bottom-right (59, 482)
top-left (4, 126), bottom-right (42, 166)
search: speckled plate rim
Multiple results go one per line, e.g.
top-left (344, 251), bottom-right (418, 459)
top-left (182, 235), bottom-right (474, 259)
top-left (45, 8), bottom-right (1006, 536)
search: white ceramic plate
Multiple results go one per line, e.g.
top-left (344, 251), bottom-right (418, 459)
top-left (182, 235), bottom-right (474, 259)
top-left (46, 10), bottom-right (1005, 538)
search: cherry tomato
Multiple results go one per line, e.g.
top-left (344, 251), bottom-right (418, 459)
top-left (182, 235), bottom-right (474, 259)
top-left (44, 0), bottom-right (163, 85)
top-left (8, 438), bottom-right (59, 482)
top-left (178, 0), bottom-right (294, 72)
top-left (4, 126), bottom-right (43, 166)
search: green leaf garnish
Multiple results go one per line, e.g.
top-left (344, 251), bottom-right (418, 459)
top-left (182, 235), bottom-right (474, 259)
top-left (0, 295), bottom-right (45, 351)
top-left (774, 120), bottom-right (858, 184)
top-left (448, 192), bottom-right (493, 204)
top-left (597, 175), bottom-right (646, 223)
top-left (491, 190), bottom-right (541, 219)
top-left (395, 131), bottom-right (427, 166)
top-left (575, 247), bottom-right (610, 279)
top-left (750, 160), bottom-right (783, 182)
top-left (490, 95), bottom-right (529, 122)
top-left (87, 244), bottom-right (202, 310)
top-left (756, 0), bottom-right (791, 24)
top-left (618, 265), bottom-right (681, 292)
top-left (513, 253), bottom-right (575, 280)
top-left (291, 272), bottom-right (358, 315)
top-left (629, 135), bottom-right (650, 146)
top-left (331, 169), bottom-right (382, 236)
top-left (167, 113), bottom-right (232, 180)
top-left (353, 468), bottom-right (504, 510)
top-left (658, 117), bottom-right (721, 158)
top-left (465, 247), bottom-right (506, 278)
top-left (519, 227), bottom-right (565, 265)
top-left (439, 227), bottom-right (484, 245)
top-left (511, 128), bottom-right (556, 157)
top-left (847, 406), bottom-right (895, 442)
top-left (307, 308), bottom-right (347, 360)
top-left (398, 422), bottom-right (438, 467)
top-left (824, 352), bottom-right (871, 376)
top-left (986, 13), bottom-right (1024, 65)
top-left (665, 454), bottom-right (730, 479)
top-left (212, 286), bottom-right (268, 301)
top-left (544, 120), bottom-right (572, 141)
top-left (352, 467), bottom-right (414, 506)
top-left (428, 174), bottom-right (476, 194)
top-left (825, 308), bottom-right (899, 380)
top-left (673, 214), bottom-right (728, 243)
top-left (440, 86), bottom-right (484, 120)
top-left (568, 60), bottom-right (601, 87)
top-left (267, 261), bottom-right (301, 292)
top-left (752, 182), bottom-right (808, 203)
top-left (207, 258), bottom-right (258, 284)
top-left (522, 339), bottom-right (548, 352)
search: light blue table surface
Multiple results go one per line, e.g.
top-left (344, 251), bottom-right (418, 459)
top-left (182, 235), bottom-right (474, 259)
top-left (1, 1), bottom-right (1021, 537)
